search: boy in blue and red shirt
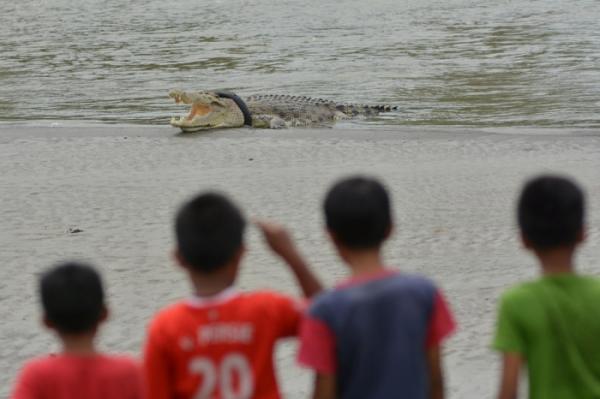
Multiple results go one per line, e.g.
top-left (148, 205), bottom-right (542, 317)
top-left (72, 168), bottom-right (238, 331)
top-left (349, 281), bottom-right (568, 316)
top-left (296, 176), bottom-right (456, 399)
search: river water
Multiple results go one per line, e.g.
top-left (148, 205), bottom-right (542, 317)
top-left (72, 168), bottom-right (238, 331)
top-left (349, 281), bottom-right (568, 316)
top-left (1, 0), bottom-right (599, 128)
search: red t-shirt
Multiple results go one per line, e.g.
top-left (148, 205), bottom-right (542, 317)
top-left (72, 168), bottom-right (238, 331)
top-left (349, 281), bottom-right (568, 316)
top-left (11, 354), bottom-right (144, 399)
top-left (143, 288), bottom-right (303, 399)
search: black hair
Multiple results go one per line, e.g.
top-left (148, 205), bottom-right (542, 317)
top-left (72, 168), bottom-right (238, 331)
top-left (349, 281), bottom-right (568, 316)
top-left (40, 262), bottom-right (105, 334)
top-left (175, 192), bottom-right (246, 273)
top-left (324, 176), bottom-right (392, 249)
top-left (518, 175), bottom-right (585, 250)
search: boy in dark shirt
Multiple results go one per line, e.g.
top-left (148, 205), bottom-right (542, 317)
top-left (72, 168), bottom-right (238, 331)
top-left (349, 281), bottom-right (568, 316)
top-left (297, 176), bottom-right (455, 399)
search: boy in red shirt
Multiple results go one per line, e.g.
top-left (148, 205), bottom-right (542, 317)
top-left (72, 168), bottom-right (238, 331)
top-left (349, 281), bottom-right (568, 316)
top-left (143, 192), bottom-right (322, 399)
top-left (11, 262), bottom-right (144, 399)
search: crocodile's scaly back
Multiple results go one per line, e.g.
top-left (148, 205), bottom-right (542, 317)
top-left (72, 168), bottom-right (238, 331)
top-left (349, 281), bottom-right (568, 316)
top-left (243, 94), bottom-right (396, 127)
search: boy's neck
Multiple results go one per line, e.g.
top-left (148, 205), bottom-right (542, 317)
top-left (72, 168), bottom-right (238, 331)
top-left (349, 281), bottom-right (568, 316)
top-left (189, 272), bottom-right (234, 297)
top-left (535, 246), bottom-right (576, 275)
top-left (343, 248), bottom-right (386, 277)
top-left (59, 332), bottom-right (97, 355)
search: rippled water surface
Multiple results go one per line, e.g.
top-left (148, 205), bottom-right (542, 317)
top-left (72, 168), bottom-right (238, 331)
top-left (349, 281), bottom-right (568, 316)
top-left (1, 0), bottom-right (599, 127)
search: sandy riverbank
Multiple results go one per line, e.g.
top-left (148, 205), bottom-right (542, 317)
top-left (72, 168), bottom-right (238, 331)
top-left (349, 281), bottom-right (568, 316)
top-left (1, 125), bottom-right (599, 398)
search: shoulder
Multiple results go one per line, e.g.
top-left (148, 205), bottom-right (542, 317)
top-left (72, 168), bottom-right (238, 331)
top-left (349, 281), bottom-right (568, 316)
top-left (240, 290), bottom-right (296, 302)
top-left (332, 272), bottom-right (439, 300)
top-left (310, 273), bottom-right (441, 315)
top-left (15, 354), bottom-right (139, 379)
top-left (220, 291), bottom-right (304, 338)
top-left (99, 354), bottom-right (140, 370)
top-left (575, 275), bottom-right (600, 289)
top-left (307, 289), bottom-right (337, 316)
top-left (85, 355), bottom-right (143, 392)
top-left (388, 273), bottom-right (438, 292)
top-left (15, 355), bottom-right (58, 377)
top-left (378, 273), bottom-right (447, 315)
top-left (98, 355), bottom-right (142, 381)
top-left (147, 301), bottom-right (188, 333)
top-left (496, 280), bottom-right (545, 319)
top-left (239, 290), bottom-right (303, 313)
top-left (11, 357), bottom-right (54, 397)
top-left (575, 276), bottom-right (600, 300)
top-left (500, 280), bottom-right (542, 304)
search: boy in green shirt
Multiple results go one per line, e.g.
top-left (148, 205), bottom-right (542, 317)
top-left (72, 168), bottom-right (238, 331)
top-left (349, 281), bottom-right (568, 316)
top-left (493, 175), bottom-right (600, 399)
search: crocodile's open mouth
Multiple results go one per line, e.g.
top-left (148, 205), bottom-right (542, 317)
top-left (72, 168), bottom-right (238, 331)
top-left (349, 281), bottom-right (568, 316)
top-left (183, 103), bottom-right (211, 120)
top-left (169, 90), bottom-right (223, 131)
top-left (170, 109), bottom-right (215, 131)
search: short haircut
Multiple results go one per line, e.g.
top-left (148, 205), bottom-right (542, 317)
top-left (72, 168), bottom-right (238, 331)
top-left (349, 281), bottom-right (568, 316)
top-left (518, 175), bottom-right (585, 249)
top-left (40, 262), bottom-right (105, 334)
top-left (175, 192), bottom-right (246, 273)
top-left (324, 176), bottom-right (392, 249)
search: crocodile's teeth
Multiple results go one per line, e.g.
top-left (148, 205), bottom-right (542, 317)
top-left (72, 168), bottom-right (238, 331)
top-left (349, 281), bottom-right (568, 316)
top-left (170, 116), bottom-right (187, 126)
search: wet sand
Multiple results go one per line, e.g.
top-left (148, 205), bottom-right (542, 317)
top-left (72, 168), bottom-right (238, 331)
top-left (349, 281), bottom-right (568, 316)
top-left (1, 125), bottom-right (599, 398)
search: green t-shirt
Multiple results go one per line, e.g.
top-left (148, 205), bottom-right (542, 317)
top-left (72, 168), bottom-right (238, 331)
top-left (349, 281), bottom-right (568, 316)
top-left (493, 274), bottom-right (600, 399)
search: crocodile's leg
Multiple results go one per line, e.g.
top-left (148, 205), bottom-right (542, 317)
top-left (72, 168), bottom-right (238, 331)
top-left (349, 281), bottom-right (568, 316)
top-left (252, 114), bottom-right (288, 129)
top-left (334, 110), bottom-right (351, 120)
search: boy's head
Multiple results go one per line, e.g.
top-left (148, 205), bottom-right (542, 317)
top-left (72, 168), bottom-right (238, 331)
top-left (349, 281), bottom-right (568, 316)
top-left (518, 175), bottom-right (585, 251)
top-left (40, 262), bottom-right (106, 334)
top-left (324, 176), bottom-right (392, 250)
top-left (175, 192), bottom-right (246, 273)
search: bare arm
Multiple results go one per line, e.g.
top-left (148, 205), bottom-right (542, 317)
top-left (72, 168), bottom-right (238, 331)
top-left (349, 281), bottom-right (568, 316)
top-left (497, 353), bottom-right (522, 399)
top-left (312, 373), bottom-right (337, 399)
top-left (427, 346), bottom-right (444, 399)
top-left (255, 220), bottom-right (323, 297)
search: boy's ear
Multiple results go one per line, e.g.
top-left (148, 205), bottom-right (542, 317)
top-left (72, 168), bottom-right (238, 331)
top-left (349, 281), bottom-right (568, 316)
top-left (173, 248), bottom-right (189, 270)
top-left (520, 231), bottom-right (533, 250)
top-left (232, 245), bottom-right (246, 266)
top-left (576, 227), bottom-right (586, 244)
top-left (326, 229), bottom-right (347, 254)
top-left (326, 229), bottom-right (339, 246)
top-left (384, 224), bottom-right (393, 240)
top-left (99, 305), bottom-right (109, 323)
top-left (42, 315), bottom-right (55, 330)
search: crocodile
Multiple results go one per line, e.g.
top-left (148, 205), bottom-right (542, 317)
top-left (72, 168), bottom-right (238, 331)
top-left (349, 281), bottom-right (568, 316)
top-left (168, 89), bottom-right (397, 132)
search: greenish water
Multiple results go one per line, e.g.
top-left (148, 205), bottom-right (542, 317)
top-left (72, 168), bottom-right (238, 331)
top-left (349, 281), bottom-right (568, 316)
top-left (1, 0), bottom-right (599, 128)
